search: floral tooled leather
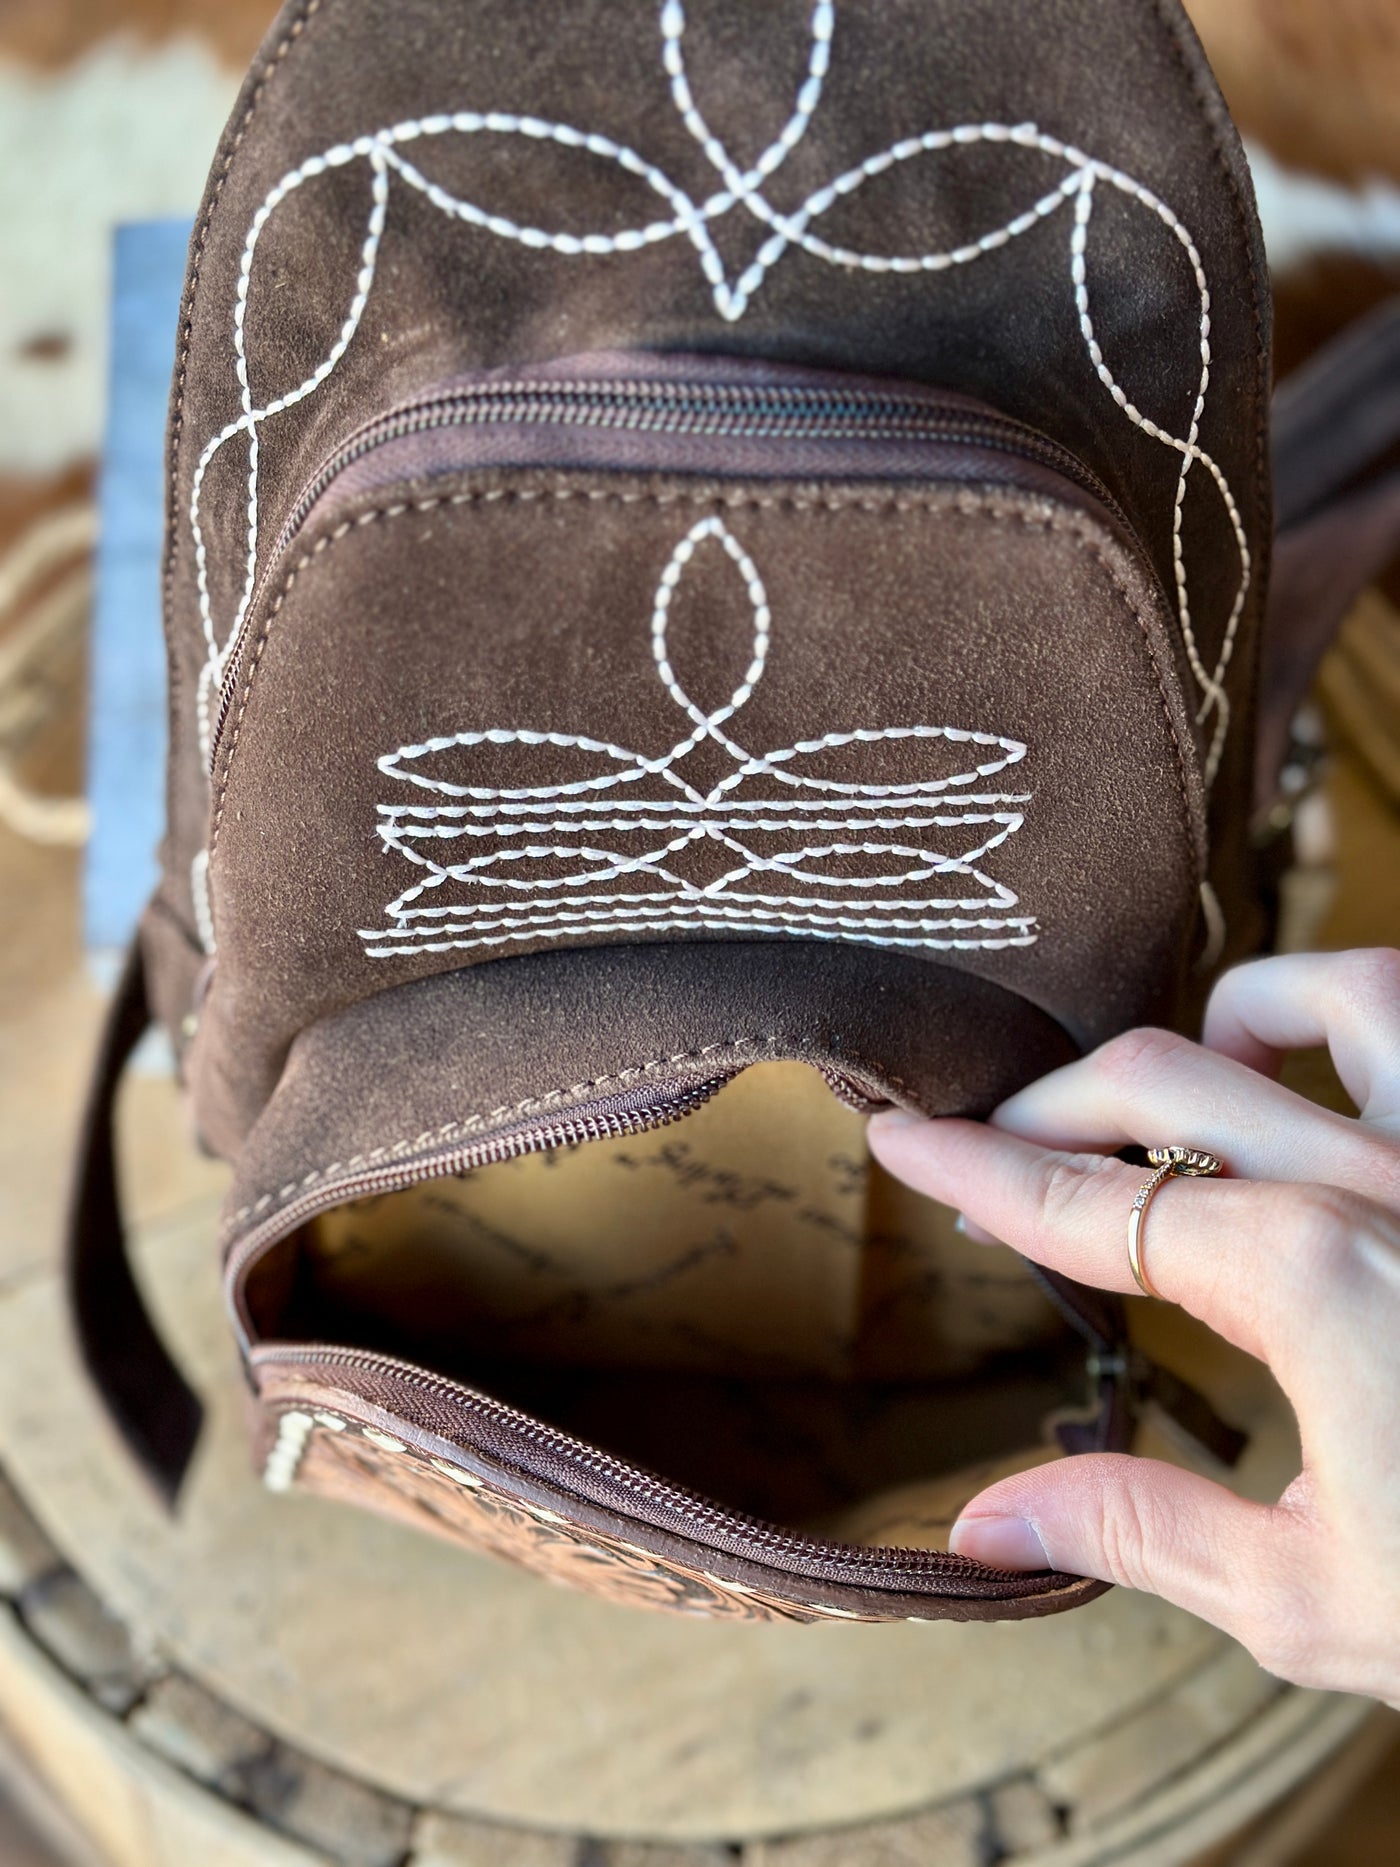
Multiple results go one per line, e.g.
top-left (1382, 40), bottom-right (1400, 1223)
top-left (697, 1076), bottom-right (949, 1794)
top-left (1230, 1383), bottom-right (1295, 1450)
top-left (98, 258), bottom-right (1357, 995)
top-left (289, 1411), bottom-right (880, 1623)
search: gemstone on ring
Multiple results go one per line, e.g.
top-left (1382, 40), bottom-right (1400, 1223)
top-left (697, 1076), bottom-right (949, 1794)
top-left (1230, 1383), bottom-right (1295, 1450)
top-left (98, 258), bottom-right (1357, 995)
top-left (1146, 1145), bottom-right (1223, 1177)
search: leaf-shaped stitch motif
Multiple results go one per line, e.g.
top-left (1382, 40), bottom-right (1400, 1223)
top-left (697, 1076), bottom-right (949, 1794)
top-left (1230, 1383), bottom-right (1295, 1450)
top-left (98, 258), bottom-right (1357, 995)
top-left (362, 516), bottom-right (1037, 958)
top-left (190, 0), bottom-right (1251, 961)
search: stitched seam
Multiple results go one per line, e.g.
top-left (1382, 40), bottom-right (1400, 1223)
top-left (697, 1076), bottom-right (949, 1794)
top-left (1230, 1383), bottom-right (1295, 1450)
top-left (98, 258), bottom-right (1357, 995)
top-left (1153, 0), bottom-right (1269, 523)
top-left (822, 1051), bottom-right (909, 1097)
top-left (261, 1407), bottom-right (314, 1490)
top-left (162, 0), bottom-right (322, 952)
top-left (1150, 0), bottom-right (1270, 767)
top-left (163, 0), bottom-right (324, 629)
top-left (222, 1031), bottom-right (788, 1230)
top-left (364, 509), bottom-right (1035, 960)
top-left (187, 9), bottom-right (1250, 805)
top-left (210, 484), bottom-right (1114, 855)
top-left (161, 0), bottom-right (323, 849)
top-left (258, 1404), bottom-right (882, 1613)
top-left (1072, 534), bottom-right (1200, 876)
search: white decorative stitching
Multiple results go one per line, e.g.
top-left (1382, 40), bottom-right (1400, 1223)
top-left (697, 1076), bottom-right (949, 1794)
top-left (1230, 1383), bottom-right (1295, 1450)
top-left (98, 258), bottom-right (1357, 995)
top-left (262, 1408), bottom-right (314, 1491)
top-left (1069, 173), bottom-right (1248, 787)
top-left (190, 846), bottom-right (215, 957)
top-left (430, 1456), bottom-right (484, 1488)
top-left (1196, 877), bottom-right (1226, 973)
top-left (362, 514), bottom-right (1035, 958)
top-left (362, 1425), bottom-right (408, 1452)
top-left (192, 0), bottom-right (1250, 947)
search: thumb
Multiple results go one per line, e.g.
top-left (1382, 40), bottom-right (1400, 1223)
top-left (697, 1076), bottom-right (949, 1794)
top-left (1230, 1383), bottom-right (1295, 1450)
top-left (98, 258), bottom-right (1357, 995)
top-left (950, 1454), bottom-right (1313, 1653)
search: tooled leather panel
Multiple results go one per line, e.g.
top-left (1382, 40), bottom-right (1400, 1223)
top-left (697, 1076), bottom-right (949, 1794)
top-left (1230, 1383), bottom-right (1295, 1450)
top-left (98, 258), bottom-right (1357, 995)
top-left (253, 1367), bottom-right (1109, 1622)
top-left (288, 1412), bottom-right (882, 1622)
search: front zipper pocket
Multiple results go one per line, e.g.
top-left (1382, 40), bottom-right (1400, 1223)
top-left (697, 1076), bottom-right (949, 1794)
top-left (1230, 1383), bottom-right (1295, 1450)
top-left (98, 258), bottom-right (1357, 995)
top-left (200, 339), bottom-right (1207, 1041)
top-left (208, 353), bottom-right (1145, 771)
top-left (252, 1340), bottom-right (1111, 1623)
top-left (255, 1342), bottom-right (1008, 1584)
top-left (229, 1068), bottom-right (1125, 1613)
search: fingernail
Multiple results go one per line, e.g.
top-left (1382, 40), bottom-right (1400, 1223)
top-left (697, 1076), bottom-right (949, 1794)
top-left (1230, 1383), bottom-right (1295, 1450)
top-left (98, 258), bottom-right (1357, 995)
top-left (868, 1107), bottom-right (927, 1130)
top-left (953, 1210), bottom-right (1000, 1246)
top-left (990, 1089), bottom-right (1029, 1129)
top-left (949, 1514), bottom-right (1050, 1570)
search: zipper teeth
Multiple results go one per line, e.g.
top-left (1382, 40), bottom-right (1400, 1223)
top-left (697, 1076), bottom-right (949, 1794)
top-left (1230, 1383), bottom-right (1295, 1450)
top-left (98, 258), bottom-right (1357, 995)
top-left (232, 1074), bottom-right (1005, 1583)
top-left (226, 1078), bottom-right (737, 1294)
top-left (260, 1339), bottom-right (985, 1576)
top-left (283, 382), bottom-right (1116, 544)
top-left (227, 1069), bottom-right (881, 1292)
top-left (209, 378), bottom-right (1131, 766)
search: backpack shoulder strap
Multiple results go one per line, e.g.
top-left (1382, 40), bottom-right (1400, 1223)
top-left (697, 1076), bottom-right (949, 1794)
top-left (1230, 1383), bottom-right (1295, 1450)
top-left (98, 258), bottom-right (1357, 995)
top-left (65, 938), bottom-right (202, 1502)
top-left (1258, 297), bottom-right (1400, 809)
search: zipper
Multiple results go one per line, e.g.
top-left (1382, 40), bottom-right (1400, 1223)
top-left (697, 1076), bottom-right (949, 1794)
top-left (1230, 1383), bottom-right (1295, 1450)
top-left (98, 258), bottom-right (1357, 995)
top-left (226, 1074), bottom-right (739, 1315)
top-left (269, 377), bottom-right (1128, 555)
top-left (208, 363), bottom-right (1131, 1596)
top-left (255, 1339), bottom-right (1001, 1582)
top-left (228, 1069), bottom-right (1039, 1591)
top-left (227, 1064), bottom-right (876, 1311)
top-left (209, 373), bottom-right (1135, 769)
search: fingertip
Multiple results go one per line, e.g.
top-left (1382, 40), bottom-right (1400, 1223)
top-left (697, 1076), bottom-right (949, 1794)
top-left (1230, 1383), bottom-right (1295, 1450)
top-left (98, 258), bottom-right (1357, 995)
top-left (953, 1209), bottom-right (1001, 1246)
top-left (988, 1085), bottom-right (1037, 1133)
top-left (949, 1513), bottom-right (1051, 1571)
top-left (865, 1106), bottom-right (941, 1178)
top-left (866, 1106), bottom-right (931, 1139)
top-left (1201, 959), bottom-right (1292, 1077)
top-left (866, 1118), bottom-right (1006, 1242)
top-left (867, 1110), bottom-right (987, 1151)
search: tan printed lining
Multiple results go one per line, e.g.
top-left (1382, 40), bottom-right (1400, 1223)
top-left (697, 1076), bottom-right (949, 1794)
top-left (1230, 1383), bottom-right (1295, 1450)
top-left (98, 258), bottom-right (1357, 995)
top-left (279, 1063), bottom-right (1077, 1547)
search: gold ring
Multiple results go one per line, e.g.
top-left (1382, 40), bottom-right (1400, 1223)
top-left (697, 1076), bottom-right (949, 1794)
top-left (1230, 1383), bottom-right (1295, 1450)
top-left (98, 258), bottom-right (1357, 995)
top-left (1127, 1145), bottom-right (1224, 1299)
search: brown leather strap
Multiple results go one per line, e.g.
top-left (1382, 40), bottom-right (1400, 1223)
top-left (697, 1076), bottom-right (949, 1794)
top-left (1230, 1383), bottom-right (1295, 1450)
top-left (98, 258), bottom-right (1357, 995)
top-left (1032, 1266), bottom-right (1135, 1456)
top-left (1258, 297), bottom-right (1400, 810)
top-left (1272, 298), bottom-right (1400, 531)
top-left (1034, 1261), bottom-right (1245, 1467)
top-left (65, 939), bottom-right (203, 1501)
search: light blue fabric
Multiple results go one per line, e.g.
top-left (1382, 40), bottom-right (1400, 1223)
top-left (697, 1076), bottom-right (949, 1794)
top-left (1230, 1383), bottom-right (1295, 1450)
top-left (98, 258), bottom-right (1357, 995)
top-left (87, 218), bottom-right (193, 955)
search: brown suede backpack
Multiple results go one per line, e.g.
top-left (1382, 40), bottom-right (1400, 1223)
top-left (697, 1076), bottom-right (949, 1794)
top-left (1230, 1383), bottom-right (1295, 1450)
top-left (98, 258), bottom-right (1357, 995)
top-left (67, 0), bottom-right (1400, 1624)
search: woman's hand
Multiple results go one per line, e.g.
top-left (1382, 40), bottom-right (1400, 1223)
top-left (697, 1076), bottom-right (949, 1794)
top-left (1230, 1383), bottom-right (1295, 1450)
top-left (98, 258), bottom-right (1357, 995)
top-left (867, 948), bottom-right (1400, 1707)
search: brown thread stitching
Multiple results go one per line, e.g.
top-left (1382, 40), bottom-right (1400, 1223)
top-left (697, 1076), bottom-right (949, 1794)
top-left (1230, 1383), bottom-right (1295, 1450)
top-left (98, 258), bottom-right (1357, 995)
top-left (823, 1051), bottom-right (911, 1097)
top-left (1070, 533), bottom-right (1202, 878)
top-left (209, 482), bottom-right (1180, 849)
top-left (222, 1031), bottom-right (789, 1231)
